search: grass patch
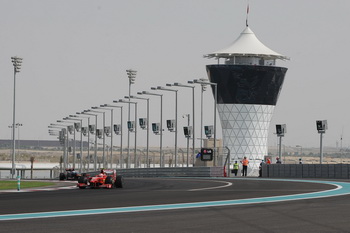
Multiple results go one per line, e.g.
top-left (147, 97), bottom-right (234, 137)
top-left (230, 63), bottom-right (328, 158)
top-left (0, 181), bottom-right (54, 190)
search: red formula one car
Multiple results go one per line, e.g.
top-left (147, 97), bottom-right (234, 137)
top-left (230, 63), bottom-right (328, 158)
top-left (77, 169), bottom-right (123, 189)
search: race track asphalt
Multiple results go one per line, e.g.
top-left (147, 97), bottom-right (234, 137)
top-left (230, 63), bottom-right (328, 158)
top-left (0, 177), bottom-right (350, 233)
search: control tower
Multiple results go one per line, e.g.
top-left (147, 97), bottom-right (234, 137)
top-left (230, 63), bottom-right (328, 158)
top-left (205, 26), bottom-right (289, 175)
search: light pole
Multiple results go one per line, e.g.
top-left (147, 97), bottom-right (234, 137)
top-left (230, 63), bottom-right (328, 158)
top-left (130, 94), bottom-right (150, 168)
top-left (191, 79), bottom-right (218, 166)
top-left (50, 123), bottom-right (72, 170)
top-left (11, 56), bottom-right (23, 179)
top-left (82, 111), bottom-right (98, 170)
top-left (189, 79), bottom-right (206, 150)
top-left (75, 113), bottom-right (91, 171)
top-left (95, 106), bottom-right (113, 169)
top-left (152, 86), bottom-right (178, 167)
top-left (141, 91), bottom-right (164, 167)
top-left (58, 120), bottom-right (77, 169)
top-left (182, 114), bottom-right (190, 167)
top-left (168, 83), bottom-right (196, 165)
top-left (56, 121), bottom-right (75, 168)
top-left (276, 124), bottom-right (286, 164)
top-left (101, 104), bottom-right (123, 168)
top-left (48, 125), bottom-right (67, 170)
top-left (114, 99), bottom-right (138, 168)
top-left (126, 69), bottom-right (137, 168)
top-left (63, 117), bottom-right (83, 172)
top-left (90, 108), bottom-right (107, 168)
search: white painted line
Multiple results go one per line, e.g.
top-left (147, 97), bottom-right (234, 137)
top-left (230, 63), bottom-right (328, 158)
top-left (188, 180), bottom-right (233, 191)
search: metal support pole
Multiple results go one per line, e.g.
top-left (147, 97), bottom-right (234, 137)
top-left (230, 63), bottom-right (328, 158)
top-left (192, 80), bottom-right (217, 166)
top-left (120, 107), bottom-right (123, 168)
top-left (171, 83), bottom-right (195, 166)
top-left (102, 112), bottom-right (106, 168)
top-left (139, 92), bottom-right (162, 167)
top-left (73, 127), bottom-right (76, 169)
top-left (134, 103), bottom-right (138, 167)
top-left (75, 115), bottom-right (93, 170)
top-left (87, 117), bottom-right (90, 172)
top-left (174, 91), bottom-right (178, 167)
top-left (130, 95), bottom-right (150, 168)
top-left (71, 116), bottom-right (88, 171)
top-left (113, 100), bottom-right (137, 168)
top-left (66, 127), bottom-right (69, 170)
top-left (146, 99), bottom-right (149, 168)
top-left (213, 84), bottom-right (217, 166)
top-left (11, 68), bottom-right (17, 179)
top-left (102, 105), bottom-right (123, 169)
top-left (186, 114), bottom-right (190, 167)
top-left (79, 120), bottom-right (83, 173)
top-left (11, 56), bottom-right (22, 179)
top-left (155, 87), bottom-right (178, 167)
top-left (90, 110), bottom-right (106, 168)
top-left (126, 69), bottom-right (137, 168)
top-left (278, 136), bottom-right (282, 163)
top-left (200, 85), bottom-right (204, 151)
top-left (110, 109), bottom-right (113, 169)
top-left (160, 95), bottom-right (163, 167)
top-left (192, 87), bottom-right (195, 166)
top-left (127, 84), bottom-right (131, 169)
top-left (320, 133), bottom-right (323, 164)
top-left (61, 142), bottom-right (65, 173)
top-left (94, 116), bottom-right (97, 170)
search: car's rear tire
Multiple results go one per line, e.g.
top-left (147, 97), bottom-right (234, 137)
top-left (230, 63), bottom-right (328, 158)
top-left (59, 173), bottom-right (66, 181)
top-left (78, 186), bottom-right (86, 189)
top-left (115, 175), bottom-right (123, 188)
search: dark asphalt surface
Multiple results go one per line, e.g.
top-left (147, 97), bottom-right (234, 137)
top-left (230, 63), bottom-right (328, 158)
top-left (0, 178), bottom-right (350, 233)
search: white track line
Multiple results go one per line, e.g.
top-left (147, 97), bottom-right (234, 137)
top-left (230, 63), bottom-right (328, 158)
top-left (188, 180), bottom-right (233, 191)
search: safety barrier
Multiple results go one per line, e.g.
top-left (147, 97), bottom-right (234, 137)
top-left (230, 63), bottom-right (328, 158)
top-left (262, 164), bottom-right (350, 179)
top-left (115, 167), bottom-right (224, 178)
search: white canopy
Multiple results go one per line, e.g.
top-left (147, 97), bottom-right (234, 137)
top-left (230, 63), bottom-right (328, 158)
top-left (205, 27), bottom-right (289, 60)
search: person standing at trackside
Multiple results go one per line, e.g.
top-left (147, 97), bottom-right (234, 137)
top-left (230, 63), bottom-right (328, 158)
top-left (299, 158), bottom-right (303, 164)
top-left (276, 157), bottom-right (282, 164)
top-left (232, 161), bottom-right (239, 176)
top-left (266, 158), bottom-right (271, 165)
top-left (241, 157), bottom-right (249, 176)
top-left (259, 160), bottom-right (265, 177)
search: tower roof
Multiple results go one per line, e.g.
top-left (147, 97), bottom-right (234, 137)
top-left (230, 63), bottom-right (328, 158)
top-left (204, 27), bottom-right (289, 60)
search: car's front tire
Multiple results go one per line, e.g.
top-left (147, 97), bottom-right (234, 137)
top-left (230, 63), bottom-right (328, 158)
top-left (78, 176), bottom-right (88, 184)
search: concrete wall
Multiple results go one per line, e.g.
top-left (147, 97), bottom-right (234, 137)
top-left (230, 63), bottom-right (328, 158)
top-left (262, 164), bottom-right (350, 179)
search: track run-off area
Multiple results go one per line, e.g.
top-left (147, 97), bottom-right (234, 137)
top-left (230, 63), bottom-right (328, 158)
top-left (1, 177), bottom-right (350, 232)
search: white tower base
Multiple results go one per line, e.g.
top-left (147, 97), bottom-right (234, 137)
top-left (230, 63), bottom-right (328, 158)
top-left (218, 103), bottom-right (275, 176)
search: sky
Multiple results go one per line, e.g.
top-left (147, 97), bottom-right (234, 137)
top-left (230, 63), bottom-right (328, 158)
top-left (1, 0), bottom-right (350, 149)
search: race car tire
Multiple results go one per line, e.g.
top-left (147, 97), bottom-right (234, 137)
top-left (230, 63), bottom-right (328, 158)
top-left (59, 173), bottom-right (66, 181)
top-left (78, 186), bottom-right (86, 189)
top-left (115, 175), bottom-right (123, 188)
top-left (105, 176), bottom-right (114, 185)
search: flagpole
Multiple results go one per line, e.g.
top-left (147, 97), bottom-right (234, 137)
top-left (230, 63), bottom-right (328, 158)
top-left (246, 2), bottom-right (250, 27)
